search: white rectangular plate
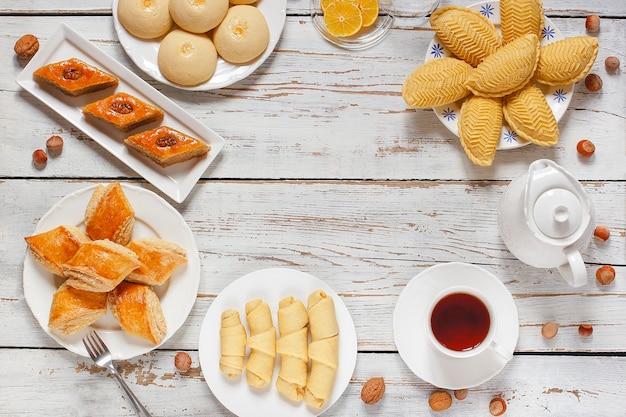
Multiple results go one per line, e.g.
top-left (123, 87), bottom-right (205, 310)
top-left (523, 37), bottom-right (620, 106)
top-left (16, 23), bottom-right (225, 203)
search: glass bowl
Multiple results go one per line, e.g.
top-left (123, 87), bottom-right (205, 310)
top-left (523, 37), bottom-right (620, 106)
top-left (311, 0), bottom-right (440, 50)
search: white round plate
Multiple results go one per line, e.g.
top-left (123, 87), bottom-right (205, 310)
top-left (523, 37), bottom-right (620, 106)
top-left (425, 0), bottom-right (574, 150)
top-left (393, 262), bottom-right (519, 389)
top-left (23, 184), bottom-right (201, 360)
top-left (199, 268), bottom-right (357, 417)
top-left (112, 0), bottom-right (287, 90)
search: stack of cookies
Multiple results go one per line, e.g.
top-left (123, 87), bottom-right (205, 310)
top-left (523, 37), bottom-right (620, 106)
top-left (402, 0), bottom-right (598, 166)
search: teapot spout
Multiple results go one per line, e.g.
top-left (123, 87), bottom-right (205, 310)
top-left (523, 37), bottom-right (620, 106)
top-left (556, 247), bottom-right (588, 287)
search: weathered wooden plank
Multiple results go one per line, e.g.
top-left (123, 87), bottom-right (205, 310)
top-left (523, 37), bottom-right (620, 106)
top-left (1, 349), bottom-right (625, 416)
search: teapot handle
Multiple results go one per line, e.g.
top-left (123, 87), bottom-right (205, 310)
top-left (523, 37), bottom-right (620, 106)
top-left (556, 247), bottom-right (588, 287)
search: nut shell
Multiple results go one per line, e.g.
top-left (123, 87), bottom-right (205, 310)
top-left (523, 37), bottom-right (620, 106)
top-left (14, 34), bottom-right (39, 60)
top-left (361, 377), bottom-right (385, 404)
top-left (175, 351), bottom-right (192, 371)
top-left (489, 397), bottom-right (507, 416)
top-left (429, 391), bottom-right (452, 411)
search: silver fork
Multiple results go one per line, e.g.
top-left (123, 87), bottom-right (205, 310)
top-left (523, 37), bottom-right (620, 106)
top-left (83, 331), bottom-right (154, 417)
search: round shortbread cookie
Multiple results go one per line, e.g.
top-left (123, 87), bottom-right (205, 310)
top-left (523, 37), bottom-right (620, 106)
top-left (169, 0), bottom-right (229, 33)
top-left (117, 0), bottom-right (173, 39)
top-left (158, 29), bottom-right (218, 86)
top-left (213, 5), bottom-right (269, 65)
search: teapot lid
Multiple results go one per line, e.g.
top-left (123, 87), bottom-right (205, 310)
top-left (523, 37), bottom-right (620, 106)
top-left (533, 188), bottom-right (583, 238)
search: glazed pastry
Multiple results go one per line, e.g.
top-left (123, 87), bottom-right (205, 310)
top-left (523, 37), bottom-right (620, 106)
top-left (304, 290), bottom-right (339, 409)
top-left (402, 57), bottom-right (472, 108)
top-left (32, 58), bottom-right (118, 96)
top-left (24, 225), bottom-right (91, 277)
top-left (458, 95), bottom-right (503, 166)
top-left (245, 298), bottom-right (276, 389)
top-left (62, 239), bottom-right (140, 292)
top-left (108, 281), bottom-right (167, 344)
top-left (124, 126), bottom-right (211, 167)
top-left (84, 182), bottom-right (135, 245)
top-left (125, 238), bottom-right (187, 286)
top-left (213, 5), bottom-right (270, 65)
top-left (465, 34), bottom-right (540, 98)
top-left (219, 309), bottom-right (247, 378)
top-left (82, 92), bottom-right (164, 132)
top-left (503, 83), bottom-right (559, 146)
top-left (48, 282), bottom-right (107, 335)
top-left (275, 296), bottom-right (309, 401)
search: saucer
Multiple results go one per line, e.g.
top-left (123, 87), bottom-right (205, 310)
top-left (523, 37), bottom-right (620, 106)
top-left (393, 262), bottom-right (519, 389)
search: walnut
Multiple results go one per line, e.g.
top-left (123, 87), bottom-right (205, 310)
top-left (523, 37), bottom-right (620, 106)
top-left (156, 135), bottom-right (178, 147)
top-left (361, 377), bottom-right (385, 404)
top-left (110, 101), bottom-right (134, 114)
top-left (62, 68), bottom-right (83, 80)
top-left (428, 391), bottom-right (452, 411)
top-left (14, 34), bottom-right (39, 60)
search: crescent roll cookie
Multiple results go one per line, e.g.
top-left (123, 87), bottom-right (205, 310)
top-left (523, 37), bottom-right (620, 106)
top-left (402, 57), bottom-right (473, 108)
top-left (465, 34), bottom-right (540, 98)
top-left (534, 36), bottom-right (599, 86)
top-left (503, 83), bottom-right (559, 146)
top-left (500, 0), bottom-right (544, 44)
top-left (304, 290), bottom-right (339, 409)
top-left (219, 309), bottom-right (247, 378)
top-left (430, 6), bottom-right (501, 67)
top-left (458, 95), bottom-right (503, 166)
top-left (245, 299), bottom-right (276, 389)
top-left (276, 296), bottom-right (309, 402)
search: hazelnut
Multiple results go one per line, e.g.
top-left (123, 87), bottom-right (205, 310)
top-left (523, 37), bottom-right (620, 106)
top-left (541, 322), bottom-right (559, 339)
top-left (593, 225), bottom-right (610, 241)
top-left (576, 139), bottom-right (595, 157)
top-left (428, 391), bottom-right (452, 411)
top-left (14, 34), bottom-right (39, 60)
top-left (605, 56), bottom-right (620, 73)
top-left (596, 265), bottom-right (616, 285)
top-left (174, 351), bottom-right (192, 371)
top-left (578, 324), bottom-right (593, 337)
top-left (32, 149), bottom-right (47, 169)
top-left (361, 377), bottom-right (385, 404)
top-left (46, 135), bottom-right (64, 156)
top-left (489, 397), bottom-right (507, 416)
top-left (585, 74), bottom-right (603, 91)
top-left (585, 14), bottom-right (600, 32)
top-left (454, 388), bottom-right (468, 400)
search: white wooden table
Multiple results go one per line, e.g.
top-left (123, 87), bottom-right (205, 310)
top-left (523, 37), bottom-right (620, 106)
top-left (1, 1), bottom-right (624, 415)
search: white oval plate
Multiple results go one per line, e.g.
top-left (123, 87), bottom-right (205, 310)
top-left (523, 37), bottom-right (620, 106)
top-left (425, 1), bottom-right (574, 150)
top-left (394, 262), bottom-right (519, 389)
top-left (112, 0), bottom-right (287, 90)
top-left (23, 184), bottom-right (201, 360)
top-left (199, 268), bottom-right (357, 417)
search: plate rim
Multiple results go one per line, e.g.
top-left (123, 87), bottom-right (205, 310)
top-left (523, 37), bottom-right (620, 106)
top-left (111, 0), bottom-right (288, 91)
top-left (15, 22), bottom-right (225, 203)
top-left (22, 183), bottom-right (201, 360)
top-left (198, 267), bottom-right (357, 417)
top-left (424, 0), bottom-right (574, 151)
top-left (393, 262), bottom-right (519, 389)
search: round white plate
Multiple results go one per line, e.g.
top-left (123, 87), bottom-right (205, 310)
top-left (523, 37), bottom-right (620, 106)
top-left (112, 0), bottom-right (287, 90)
top-left (23, 184), bottom-right (201, 360)
top-left (425, 0), bottom-right (574, 150)
top-left (393, 262), bottom-right (519, 389)
top-left (199, 268), bottom-right (357, 417)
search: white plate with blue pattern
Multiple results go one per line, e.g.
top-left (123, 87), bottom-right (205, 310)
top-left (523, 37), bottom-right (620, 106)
top-left (425, 1), bottom-right (573, 150)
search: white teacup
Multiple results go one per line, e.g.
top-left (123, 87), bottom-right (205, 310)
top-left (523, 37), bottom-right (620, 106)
top-left (425, 285), bottom-right (512, 361)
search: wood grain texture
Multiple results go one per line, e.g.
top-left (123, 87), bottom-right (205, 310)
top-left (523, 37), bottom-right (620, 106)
top-left (1, 1), bottom-right (625, 416)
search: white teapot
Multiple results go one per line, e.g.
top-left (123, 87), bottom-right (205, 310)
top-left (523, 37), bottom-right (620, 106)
top-left (498, 159), bottom-right (594, 287)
